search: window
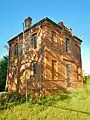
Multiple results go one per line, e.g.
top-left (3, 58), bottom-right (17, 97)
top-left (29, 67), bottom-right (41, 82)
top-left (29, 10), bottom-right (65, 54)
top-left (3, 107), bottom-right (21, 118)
top-left (31, 34), bottom-right (37, 49)
top-left (77, 66), bottom-right (79, 80)
top-left (76, 66), bottom-right (81, 80)
top-left (12, 66), bottom-right (17, 77)
top-left (14, 43), bottom-right (18, 56)
top-left (66, 64), bottom-right (71, 87)
top-left (52, 31), bottom-right (58, 47)
top-left (31, 61), bottom-right (37, 76)
top-left (66, 38), bottom-right (70, 52)
top-left (75, 44), bottom-right (81, 62)
top-left (52, 60), bottom-right (57, 79)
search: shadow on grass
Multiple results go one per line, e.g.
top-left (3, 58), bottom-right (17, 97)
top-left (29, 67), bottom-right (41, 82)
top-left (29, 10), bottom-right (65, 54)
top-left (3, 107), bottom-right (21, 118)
top-left (39, 92), bottom-right (71, 106)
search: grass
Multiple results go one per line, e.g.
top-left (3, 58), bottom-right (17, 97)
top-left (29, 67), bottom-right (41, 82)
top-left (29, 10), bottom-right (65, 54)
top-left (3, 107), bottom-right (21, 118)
top-left (0, 77), bottom-right (90, 120)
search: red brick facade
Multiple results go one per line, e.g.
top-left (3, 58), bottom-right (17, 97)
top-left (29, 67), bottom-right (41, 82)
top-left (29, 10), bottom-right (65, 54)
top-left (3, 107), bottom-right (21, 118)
top-left (6, 17), bottom-right (83, 95)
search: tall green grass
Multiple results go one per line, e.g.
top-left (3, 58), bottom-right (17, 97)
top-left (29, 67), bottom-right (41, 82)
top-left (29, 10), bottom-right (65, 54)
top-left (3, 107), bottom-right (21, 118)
top-left (0, 78), bottom-right (90, 120)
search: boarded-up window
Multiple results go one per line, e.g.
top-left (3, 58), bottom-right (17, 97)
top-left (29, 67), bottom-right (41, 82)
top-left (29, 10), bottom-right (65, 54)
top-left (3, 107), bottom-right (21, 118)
top-left (75, 44), bottom-right (81, 63)
top-left (66, 64), bottom-right (71, 87)
top-left (76, 66), bottom-right (81, 81)
top-left (77, 66), bottom-right (79, 80)
top-left (52, 60), bottom-right (57, 79)
top-left (52, 31), bottom-right (58, 47)
top-left (12, 66), bottom-right (17, 77)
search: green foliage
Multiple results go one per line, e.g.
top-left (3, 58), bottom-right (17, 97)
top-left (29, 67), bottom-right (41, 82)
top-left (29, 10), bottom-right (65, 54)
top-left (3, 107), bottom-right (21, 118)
top-left (39, 92), bottom-right (71, 106)
top-left (0, 56), bottom-right (8, 91)
top-left (0, 92), bottom-right (8, 109)
top-left (83, 75), bottom-right (88, 84)
top-left (28, 94), bottom-right (37, 104)
top-left (0, 78), bottom-right (90, 120)
top-left (0, 92), bottom-right (37, 110)
top-left (8, 93), bottom-right (26, 103)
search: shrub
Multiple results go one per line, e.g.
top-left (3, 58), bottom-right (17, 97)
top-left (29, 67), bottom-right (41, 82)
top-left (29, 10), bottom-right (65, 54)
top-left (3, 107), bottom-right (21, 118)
top-left (0, 92), bottom-right (8, 109)
top-left (0, 92), bottom-right (36, 109)
top-left (8, 92), bottom-right (26, 103)
top-left (83, 76), bottom-right (87, 84)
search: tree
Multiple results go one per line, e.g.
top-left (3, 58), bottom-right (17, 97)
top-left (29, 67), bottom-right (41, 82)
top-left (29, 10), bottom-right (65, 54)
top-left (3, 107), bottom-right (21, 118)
top-left (0, 56), bottom-right (8, 91)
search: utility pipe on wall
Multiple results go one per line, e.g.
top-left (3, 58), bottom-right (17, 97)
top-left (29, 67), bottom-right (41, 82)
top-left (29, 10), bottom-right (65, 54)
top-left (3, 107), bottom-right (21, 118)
top-left (23, 22), bottom-right (27, 102)
top-left (40, 24), bottom-right (43, 97)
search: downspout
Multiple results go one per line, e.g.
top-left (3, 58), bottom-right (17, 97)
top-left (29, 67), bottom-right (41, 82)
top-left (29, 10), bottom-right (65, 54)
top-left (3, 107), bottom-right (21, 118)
top-left (5, 44), bottom-right (9, 92)
top-left (23, 23), bottom-right (27, 102)
top-left (40, 24), bottom-right (43, 97)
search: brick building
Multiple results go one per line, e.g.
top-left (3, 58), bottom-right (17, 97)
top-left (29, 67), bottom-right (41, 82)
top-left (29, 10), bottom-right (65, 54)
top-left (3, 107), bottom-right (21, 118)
top-left (6, 17), bottom-right (83, 95)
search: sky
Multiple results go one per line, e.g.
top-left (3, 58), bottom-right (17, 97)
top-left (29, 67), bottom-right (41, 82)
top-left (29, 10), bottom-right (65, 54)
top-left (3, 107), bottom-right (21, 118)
top-left (0, 0), bottom-right (90, 74)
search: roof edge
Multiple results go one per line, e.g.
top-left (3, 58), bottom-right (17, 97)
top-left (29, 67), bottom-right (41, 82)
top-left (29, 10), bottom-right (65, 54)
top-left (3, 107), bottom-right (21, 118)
top-left (8, 17), bottom-right (62, 44)
top-left (73, 35), bottom-right (83, 42)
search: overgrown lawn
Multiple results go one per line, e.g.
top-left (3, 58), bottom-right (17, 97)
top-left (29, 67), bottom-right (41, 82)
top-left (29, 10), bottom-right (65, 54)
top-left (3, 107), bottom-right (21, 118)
top-left (0, 78), bottom-right (90, 120)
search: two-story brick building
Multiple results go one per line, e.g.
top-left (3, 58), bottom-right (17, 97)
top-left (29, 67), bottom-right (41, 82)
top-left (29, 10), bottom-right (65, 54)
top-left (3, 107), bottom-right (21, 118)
top-left (6, 17), bottom-right (83, 95)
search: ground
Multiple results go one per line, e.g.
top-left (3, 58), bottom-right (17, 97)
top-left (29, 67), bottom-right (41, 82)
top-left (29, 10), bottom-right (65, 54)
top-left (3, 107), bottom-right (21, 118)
top-left (0, 77), bottom-right (90, 120)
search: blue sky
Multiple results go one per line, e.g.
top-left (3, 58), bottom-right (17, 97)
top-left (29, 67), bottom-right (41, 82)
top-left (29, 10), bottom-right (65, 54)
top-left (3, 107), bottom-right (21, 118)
top-left (0, 0), bottom-right (90, 74)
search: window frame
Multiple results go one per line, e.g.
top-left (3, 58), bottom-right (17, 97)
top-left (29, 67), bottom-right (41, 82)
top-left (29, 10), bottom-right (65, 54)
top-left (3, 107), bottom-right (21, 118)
top-left (14, 43), bottom-right (18, 56)
top-left (52, 60), bottom-right (57, 79)
top-left (52, 31), bottom-right (58, 47)
top-left (66, 63), bottom-right (71, 87)
top-left (75, 44), bottom-right (81, 62)
top-left (31, 61), bottom-right (37, 77)
top-left (31, 33), bottom-right (37, 49)
top-left (66, 38), bottom-right (70, 52)
top-left (12, 66), bottom-right (17, 77)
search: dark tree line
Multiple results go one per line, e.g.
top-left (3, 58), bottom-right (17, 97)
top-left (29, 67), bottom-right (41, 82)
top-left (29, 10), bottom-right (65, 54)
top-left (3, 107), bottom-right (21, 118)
top-left (0, 56), bottom-right (8, 91)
